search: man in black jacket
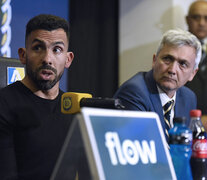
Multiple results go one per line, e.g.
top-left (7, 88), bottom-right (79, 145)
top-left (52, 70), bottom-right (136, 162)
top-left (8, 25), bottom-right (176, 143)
top-left (186, 1), bottom-right (207, 116)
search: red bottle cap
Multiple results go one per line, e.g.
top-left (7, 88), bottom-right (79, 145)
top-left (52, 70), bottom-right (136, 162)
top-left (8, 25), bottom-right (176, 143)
top-left (190, 109), bottom-right (202, 117)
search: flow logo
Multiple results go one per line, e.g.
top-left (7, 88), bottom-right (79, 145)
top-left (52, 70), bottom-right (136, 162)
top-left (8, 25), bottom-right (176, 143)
top-left (105, 132), bottom-right (157, 165)
top-left (7, 67), bottom-right (25, 85)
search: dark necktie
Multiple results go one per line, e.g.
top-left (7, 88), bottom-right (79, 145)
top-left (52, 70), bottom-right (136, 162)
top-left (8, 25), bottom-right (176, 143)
top-left (200, 40), bottom-right (207, 72)
top-left (163, 100), bottom-right (174, 139)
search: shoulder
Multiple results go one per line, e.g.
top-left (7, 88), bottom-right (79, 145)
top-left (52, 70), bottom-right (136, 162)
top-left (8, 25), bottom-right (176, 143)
top-left (0, 81), bottom-right (32, 104)
top-left (177, 85), bottom-right (197, 107)
top-left (118, 72), bottom-right (147, 91)
top-left (115, 70), bottom-right (156, 96)
top-left (114, 72), bottom-right (147, 102)
top-left (0, 81), bottom-right (21, 95)
top-left (175, 86), bottom-right (197, 123)
top-left (178, 85), bottom-right (196, 99)
top-left (113, 71), bottom-right (154, 110)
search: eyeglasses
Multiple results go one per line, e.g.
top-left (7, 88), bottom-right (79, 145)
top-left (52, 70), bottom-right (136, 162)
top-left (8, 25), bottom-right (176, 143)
top-left (189, 15), bottom-right (207, 22)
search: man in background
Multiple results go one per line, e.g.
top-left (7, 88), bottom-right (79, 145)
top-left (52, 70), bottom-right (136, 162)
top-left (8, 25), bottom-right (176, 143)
top-left (186, 1), bottom-right (207, 118)
top-left (114, 29), bottom-right (201, 142)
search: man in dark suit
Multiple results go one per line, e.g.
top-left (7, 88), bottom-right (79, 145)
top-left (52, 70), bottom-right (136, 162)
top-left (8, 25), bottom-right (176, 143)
top-left (185, 1), bottom-right (207, 116)
top-left (114, 29), bottom-right (201, 141)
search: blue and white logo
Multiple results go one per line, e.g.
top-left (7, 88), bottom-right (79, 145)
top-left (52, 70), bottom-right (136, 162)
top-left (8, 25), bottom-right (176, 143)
top-left (7, 67), bottom-right (25, 85)
top-left (105, 132), bottom-right (157, 166)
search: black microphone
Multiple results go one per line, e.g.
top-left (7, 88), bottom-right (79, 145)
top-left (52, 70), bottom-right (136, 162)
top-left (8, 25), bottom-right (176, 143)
top-left (61, 92), bottom-right (125, 114)
top-left (80, 97), bottom-right (125, 109)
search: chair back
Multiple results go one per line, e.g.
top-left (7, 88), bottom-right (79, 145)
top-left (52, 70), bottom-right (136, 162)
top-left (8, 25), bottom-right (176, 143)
top-left (0, 57), bottom-right (25, 89)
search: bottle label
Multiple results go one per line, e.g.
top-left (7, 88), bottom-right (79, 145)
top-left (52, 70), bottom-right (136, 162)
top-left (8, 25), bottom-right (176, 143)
top-left (192, 139), bottom-right (207, 158)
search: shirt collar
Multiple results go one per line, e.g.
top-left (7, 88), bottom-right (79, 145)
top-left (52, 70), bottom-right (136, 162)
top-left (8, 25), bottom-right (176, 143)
top-left (157, 85), bottom-right (176, 107)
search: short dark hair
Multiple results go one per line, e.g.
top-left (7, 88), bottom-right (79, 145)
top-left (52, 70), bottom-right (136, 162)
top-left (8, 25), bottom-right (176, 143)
top-left (26, 14), bottom-right (69, 43)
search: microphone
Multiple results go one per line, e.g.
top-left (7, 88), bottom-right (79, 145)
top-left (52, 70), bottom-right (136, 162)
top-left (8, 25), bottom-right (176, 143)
top-left (61, 92), bottom-right (125, 114)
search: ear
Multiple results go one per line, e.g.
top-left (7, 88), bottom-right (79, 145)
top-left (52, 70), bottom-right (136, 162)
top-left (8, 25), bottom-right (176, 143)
top-left (186, 16), bottom-right (190, 26)
top-left (65, 51), bottom-right (74, 68)
top-left (152, 54), bottom-right (156, 68)
top-left (188, 68), bottom-right (198, 81)
top-left (18, 48), bottom-right (26, 64)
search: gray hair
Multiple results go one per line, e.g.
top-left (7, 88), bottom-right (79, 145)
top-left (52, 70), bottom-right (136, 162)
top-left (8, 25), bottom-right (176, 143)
top-left (156, 29), bottom-right (201, 69)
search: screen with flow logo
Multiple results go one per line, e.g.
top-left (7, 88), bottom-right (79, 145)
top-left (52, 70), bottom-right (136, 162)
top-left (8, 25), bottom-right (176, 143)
top-left (79, 107), bottom-right (176, 180)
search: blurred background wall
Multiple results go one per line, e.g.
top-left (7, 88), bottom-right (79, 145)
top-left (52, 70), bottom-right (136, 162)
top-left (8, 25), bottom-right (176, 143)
top-left (0, 0), bottom-right (196, 97)
top-left (119, 0), bottom-right (195, 85)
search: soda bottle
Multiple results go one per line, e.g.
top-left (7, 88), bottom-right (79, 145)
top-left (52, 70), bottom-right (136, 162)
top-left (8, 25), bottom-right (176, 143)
top-left (189, 109), bottom-right (207, 179)
top-left (169, 117), bottom-right (193, 180)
